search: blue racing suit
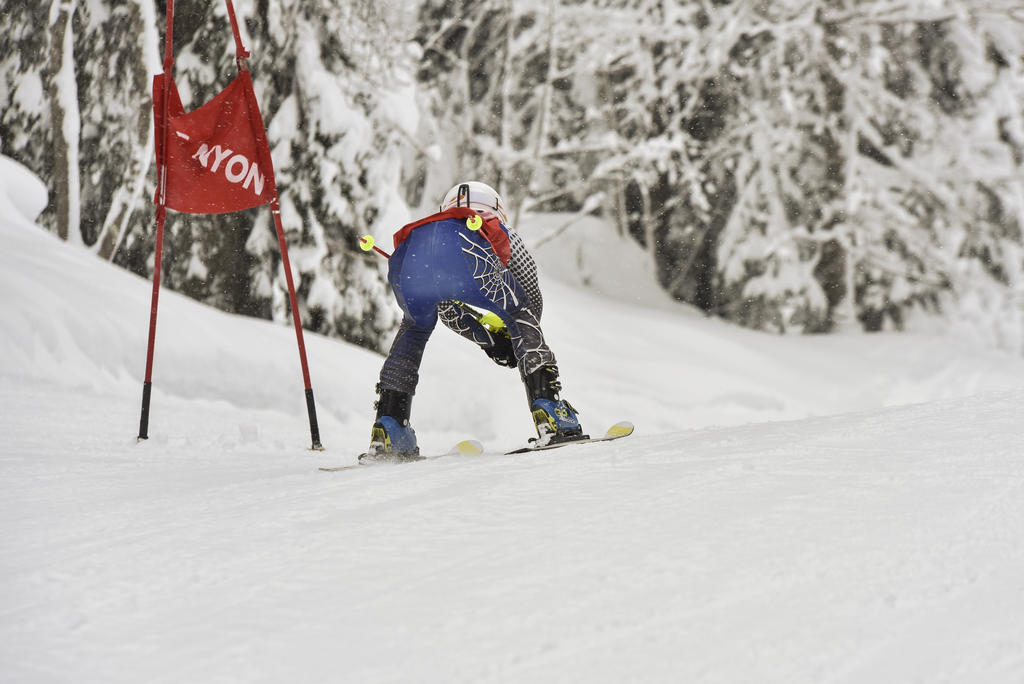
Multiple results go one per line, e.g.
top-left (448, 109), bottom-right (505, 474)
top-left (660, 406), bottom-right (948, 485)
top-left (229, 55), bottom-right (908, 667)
top-left (377, 211), bottom-right (555, 396)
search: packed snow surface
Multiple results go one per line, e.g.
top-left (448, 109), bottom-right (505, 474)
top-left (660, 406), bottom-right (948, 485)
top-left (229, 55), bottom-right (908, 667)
top-left (2, 156), bottom-right (1024, 682)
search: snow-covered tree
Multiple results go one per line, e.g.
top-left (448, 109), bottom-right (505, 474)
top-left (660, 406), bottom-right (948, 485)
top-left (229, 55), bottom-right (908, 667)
top-left (4, 0), bottom-right (1023, 351)
top-left (1, 0), bottom-right (159, 254)
top-left (414, 0), bottom-right (1024, 341)
top-left (135, 0), bottom-right (416, 345)
top-left (2, 0), bottom-right (420, 351)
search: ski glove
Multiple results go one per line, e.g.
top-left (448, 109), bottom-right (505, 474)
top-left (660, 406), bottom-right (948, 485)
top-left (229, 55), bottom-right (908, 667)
top-left (484, 330), bottom-right (517, 368)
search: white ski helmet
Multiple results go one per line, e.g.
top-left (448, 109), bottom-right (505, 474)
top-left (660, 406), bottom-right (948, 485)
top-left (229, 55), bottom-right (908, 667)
top-left (441, 181), bottom-right (508, 225)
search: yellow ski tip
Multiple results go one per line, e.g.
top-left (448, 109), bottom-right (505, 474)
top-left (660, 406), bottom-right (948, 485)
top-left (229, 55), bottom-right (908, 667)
top-left (454, 439), bottom-right (484, 455)
top-left (604, 421), bottom-right (634, 438)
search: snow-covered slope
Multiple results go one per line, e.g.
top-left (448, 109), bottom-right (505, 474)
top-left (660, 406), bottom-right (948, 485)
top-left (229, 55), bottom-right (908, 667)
top-left (3, 156), bottom-right (1024, 683)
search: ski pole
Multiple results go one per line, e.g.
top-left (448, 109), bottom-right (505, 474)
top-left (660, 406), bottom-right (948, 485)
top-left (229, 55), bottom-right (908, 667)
top-left (359, 235), bottom-right (390, 258)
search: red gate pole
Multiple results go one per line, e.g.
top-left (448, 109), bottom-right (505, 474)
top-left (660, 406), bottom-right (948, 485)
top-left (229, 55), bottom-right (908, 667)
top-left (270, 198), bottom-right (323, 450)
top-left (138, 0), bottom-right (175, 442)
top-left (227, 0), bottom-right (322, 450)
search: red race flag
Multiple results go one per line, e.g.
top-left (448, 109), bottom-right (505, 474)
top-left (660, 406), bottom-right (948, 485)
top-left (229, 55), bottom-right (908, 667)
top-left (140, 0), bottom-right (322, 451)
top-left (152, 71), bottom-right (276, 214)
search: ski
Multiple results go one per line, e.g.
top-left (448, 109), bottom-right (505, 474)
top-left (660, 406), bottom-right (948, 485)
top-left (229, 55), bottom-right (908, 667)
top-left (318, 439), bottom-right (483, 472)
top-left (318, 421), bottom-right (633, 471)
top-left (505, 421), bottom-right (634, 454)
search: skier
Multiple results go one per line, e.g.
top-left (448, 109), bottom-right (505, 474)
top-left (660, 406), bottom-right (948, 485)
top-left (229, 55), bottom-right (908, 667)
top-left (363, 181), bottom-right (584, 461)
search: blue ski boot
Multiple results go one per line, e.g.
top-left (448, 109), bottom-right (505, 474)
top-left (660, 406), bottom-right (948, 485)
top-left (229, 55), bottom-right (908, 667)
top-left (360, 388), bottom-right (420, 463)
top-left (524, 364), bottom-right (587, 445)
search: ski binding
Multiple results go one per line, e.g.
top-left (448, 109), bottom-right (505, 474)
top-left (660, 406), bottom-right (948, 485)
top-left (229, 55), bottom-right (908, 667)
top-left (505, 420), bottom-right (634, 454)
top-left (319, 439), bottom-right (482, 472)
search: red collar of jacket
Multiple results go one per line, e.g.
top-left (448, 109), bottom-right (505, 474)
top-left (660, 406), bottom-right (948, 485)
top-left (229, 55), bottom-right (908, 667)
top-left (392, 207), bottom-right (511, 266)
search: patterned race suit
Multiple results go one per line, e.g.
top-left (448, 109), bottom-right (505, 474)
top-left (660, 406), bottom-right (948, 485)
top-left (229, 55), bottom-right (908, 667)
top-left (378, 212), bottom-right (555, 396)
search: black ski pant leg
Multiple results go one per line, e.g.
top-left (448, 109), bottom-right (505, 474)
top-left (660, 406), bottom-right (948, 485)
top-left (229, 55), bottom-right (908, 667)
top-left (499, 305), bottom-right (555, 379)
top-left (437, 300), bottom-right (496, 347)
top-left (378, 316), bottom-right (435, 397)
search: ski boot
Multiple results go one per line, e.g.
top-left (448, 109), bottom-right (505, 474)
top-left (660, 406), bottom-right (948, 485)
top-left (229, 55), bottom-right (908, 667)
top-left (360, 387), bottom-right (420, 463)
top-left (523, 364), bottom-right (587, 446)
